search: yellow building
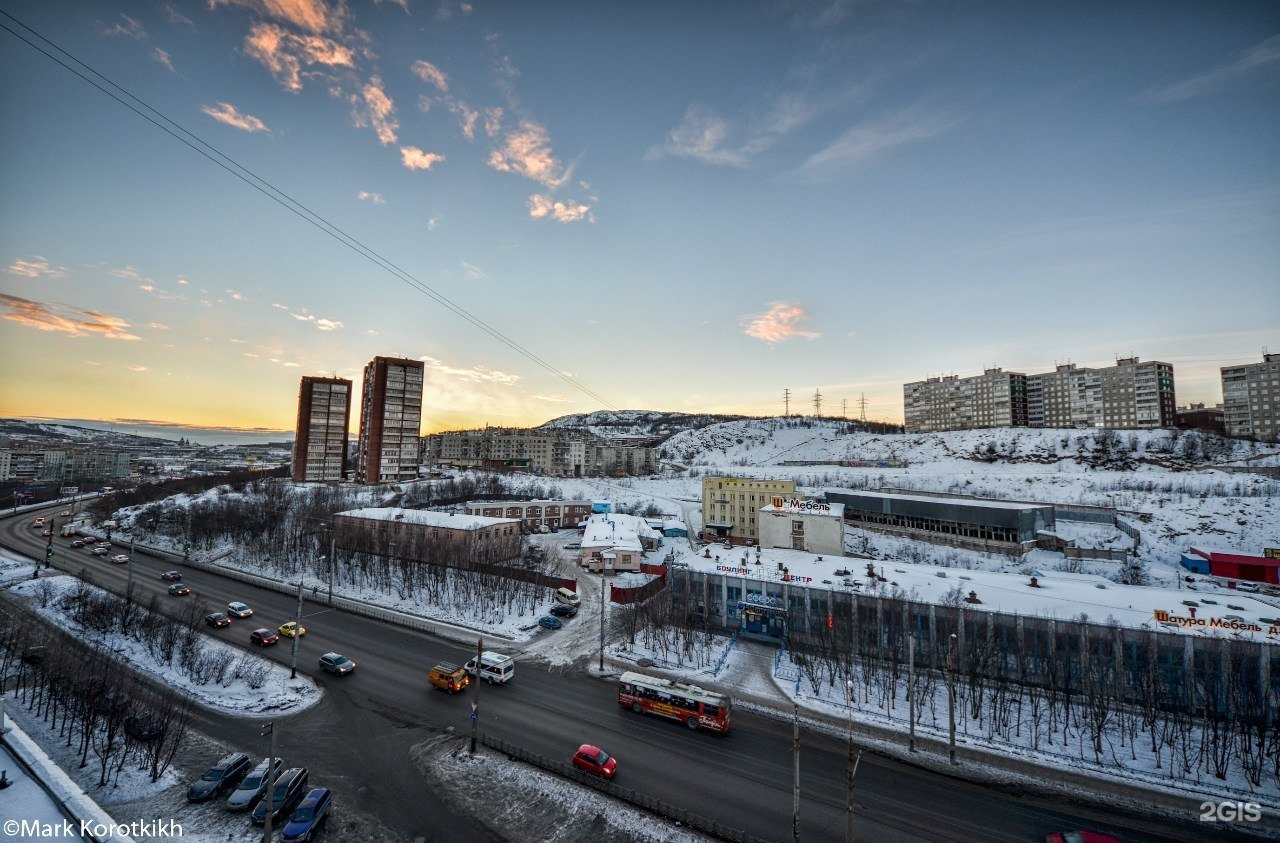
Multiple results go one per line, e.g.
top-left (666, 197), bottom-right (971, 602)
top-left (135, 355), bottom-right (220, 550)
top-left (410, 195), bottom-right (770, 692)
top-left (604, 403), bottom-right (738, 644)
top-left (700, 476), bottom-right (797, 545)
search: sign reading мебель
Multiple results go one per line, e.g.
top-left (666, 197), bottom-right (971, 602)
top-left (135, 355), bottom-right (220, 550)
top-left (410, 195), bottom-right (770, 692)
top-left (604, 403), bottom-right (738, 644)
top-left (1154, 610), bottom-right (1280, 637)
top-left (770, 497), bottom-right (832, 513)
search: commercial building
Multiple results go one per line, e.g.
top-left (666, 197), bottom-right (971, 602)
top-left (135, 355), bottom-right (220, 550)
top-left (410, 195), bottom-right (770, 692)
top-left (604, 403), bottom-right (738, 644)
top-left (903, 368), bottom-right (1028, 433)
top-left (422, 428), bottom-right (658, 477)
top-left (1182, 546), bottom-right (1280, 586)
top-left (1175, 403), bottom-right (1225, 434)
top-left (757, 499), bottom-right (846, 556)
top-left (292, 376), bottom-right (352, 482)
top-left (824, 489), bottom-right (1054, 555)
top-left (1221, 353), bottom-right (1280, 442)
top-left (1027, 358), bottom-right (1175, 429)
top-left (356, 356), bottom-right (423, 484)
top-left (333, 507), bottom-right (522, 565)
top-left (578, 512), bottom-right (661, 573)
top-left (464, 500), bottom-right (594, 533)
top-left (700, 477), bottom-right (797, 545)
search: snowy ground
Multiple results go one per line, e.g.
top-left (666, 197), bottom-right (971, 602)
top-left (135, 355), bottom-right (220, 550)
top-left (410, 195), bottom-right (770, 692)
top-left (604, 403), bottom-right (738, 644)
top-left (5, 573), bottom-right (321, 716)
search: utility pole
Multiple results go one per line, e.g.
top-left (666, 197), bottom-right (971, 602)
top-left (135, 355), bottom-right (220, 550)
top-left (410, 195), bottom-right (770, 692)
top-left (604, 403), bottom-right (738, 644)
top-left (470, 636), bottom-right (482, 754)
top-left (44, 517), bottom-right (54, 569)
top-left (908, 636), bottom-right (916, 753)
top-left (792, 702), bottom-right (801, 843)
top-left (813, 389), bottom-right (823, 418)
top-left (841, 398), bottom-right (847, 419)
top-left (947, 633), bottom-right (957, 765)
top-left (327, 536), bottom-right (336, 607)
top-left (598, 578), bottom-right (607, 672)
top-left (858, 392), bottom-right (867, 422)
top-left (290, 579), bottom-right (304, 679)
top-left (782, 389), bottom-right (791, 417)
top-left (845, 679), bottom-right (855, 843)
top-left (261, 721), bottom-right (277, 843)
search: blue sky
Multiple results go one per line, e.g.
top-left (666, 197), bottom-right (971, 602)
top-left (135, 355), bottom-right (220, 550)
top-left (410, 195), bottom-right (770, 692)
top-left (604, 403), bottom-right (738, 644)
top-left (1, 0), bottom-right (1277, 438)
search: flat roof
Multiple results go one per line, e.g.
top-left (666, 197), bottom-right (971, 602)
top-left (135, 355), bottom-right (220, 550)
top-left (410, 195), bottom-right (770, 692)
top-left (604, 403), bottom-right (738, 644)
top-left (828, 489), bottom-right (1050, 512)
top-left (337, 507), bottom-right (519, 530)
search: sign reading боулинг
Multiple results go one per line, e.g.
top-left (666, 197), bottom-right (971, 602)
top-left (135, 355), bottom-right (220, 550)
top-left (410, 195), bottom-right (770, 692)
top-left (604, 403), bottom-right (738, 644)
top-left (1264, 548), bottom-right (1280, 559)
top-left (1154, 609), bottom-right (1280, 637)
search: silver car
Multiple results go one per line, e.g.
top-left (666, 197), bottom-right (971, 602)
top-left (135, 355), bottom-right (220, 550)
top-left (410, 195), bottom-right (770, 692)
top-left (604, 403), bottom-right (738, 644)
top-left (226, 758), bottom-right (283, 812)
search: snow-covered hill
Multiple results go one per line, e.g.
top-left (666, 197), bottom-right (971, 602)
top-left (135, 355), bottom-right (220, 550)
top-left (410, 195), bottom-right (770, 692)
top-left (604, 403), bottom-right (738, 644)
top-left (538, 409), bottom-right (751, 439)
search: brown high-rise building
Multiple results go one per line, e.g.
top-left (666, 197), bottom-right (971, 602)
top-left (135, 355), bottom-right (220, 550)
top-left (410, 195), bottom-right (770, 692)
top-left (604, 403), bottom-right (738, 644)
top-left (357, 356), bottom-right (424, 484)
top-left (292, 376), bottom-right (352, 482)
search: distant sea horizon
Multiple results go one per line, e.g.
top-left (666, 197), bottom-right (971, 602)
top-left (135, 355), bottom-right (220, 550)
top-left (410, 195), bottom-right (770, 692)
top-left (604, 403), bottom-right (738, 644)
top-left (18, 417), bottom-right (295, 446)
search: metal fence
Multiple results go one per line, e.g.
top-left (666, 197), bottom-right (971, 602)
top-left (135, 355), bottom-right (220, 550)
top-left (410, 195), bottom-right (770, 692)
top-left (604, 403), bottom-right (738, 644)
top-left (477, 734), bottom-right (774, 843)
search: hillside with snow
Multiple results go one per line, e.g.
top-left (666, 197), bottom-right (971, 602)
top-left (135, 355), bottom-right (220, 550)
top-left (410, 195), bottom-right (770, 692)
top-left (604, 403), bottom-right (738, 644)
top-left (538, 409), bottom-right (752, 439)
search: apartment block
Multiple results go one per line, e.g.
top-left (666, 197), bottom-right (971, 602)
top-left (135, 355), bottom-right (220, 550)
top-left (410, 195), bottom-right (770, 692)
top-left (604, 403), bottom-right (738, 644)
top-left (292, 376), bottom-right (352, 482)
top-left (356, 356), bottom-right (423, 484)
top-left (903, 368), bottom-right (1027, 433)
top-left (1221, 353), bottom-right (1280, 442)
top-left (701, 476), bottom-right (797, 545)
top-left (1028, 358), bottom-right (1174, 429)
top-left (422, 428), bottom-right (657, 477)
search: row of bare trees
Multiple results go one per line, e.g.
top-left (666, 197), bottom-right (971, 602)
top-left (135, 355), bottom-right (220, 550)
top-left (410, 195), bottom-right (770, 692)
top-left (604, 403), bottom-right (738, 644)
top-left (0, 603), bottom-right (193, 787)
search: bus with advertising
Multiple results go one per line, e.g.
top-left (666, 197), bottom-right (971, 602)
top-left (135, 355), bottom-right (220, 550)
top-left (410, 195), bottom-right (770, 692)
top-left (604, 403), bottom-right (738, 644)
top-left (617, 671), bottom-right (731, 734)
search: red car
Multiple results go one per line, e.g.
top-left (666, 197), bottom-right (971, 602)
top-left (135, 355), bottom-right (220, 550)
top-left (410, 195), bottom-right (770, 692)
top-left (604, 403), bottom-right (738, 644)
top-left (250, 629), bottom-right (279, 647)
top-left (161, 571), bottom-right (183, 582)
top-left (571, 744), bottom-right (617, 780)
top-left (70, 540), bottom-right (85, 548)
top-left (1046, 832), bottom-right (1124, 843)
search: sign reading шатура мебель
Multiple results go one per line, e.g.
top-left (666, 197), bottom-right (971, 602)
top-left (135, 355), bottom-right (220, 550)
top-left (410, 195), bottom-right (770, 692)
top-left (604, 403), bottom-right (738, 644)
top-left (1154, 609), bottom-right (1280, 637)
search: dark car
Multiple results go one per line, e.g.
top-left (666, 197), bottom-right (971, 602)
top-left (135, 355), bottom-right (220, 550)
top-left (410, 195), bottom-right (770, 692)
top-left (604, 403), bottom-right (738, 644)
top-left (205, 612), bottom-right (231, 628)
top-left (250, 628), bottom-right (279, 647)
top-left (161, 570), bottom-right (183, 581)
top-left (549, 603), bottom-right (578, 618)
top-left (124, 714), bottom-right (163, 742)
top-left (168, 583), bottom-right (191, 597)
top-left (318, 652), bottom-right (356, 675)
top-left (251, 767), bottom-right (309, 826)
top-left (572, 744), bottom-right (617, 779)
top-left (187, 752), bottom-right (251, 802)
top-left (537, 615), bottom-right (563, 630)
top-left (280, 787), bottom-right (333, 842)
top-left (227, 758), bottom-right (284, 812)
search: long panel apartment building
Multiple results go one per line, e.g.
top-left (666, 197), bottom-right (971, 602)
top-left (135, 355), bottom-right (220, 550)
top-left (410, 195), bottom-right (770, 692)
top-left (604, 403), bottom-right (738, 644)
top-left (905, 357), bottom-right (1175, 432)
top-left (356, 356), bottom-right (423, 484)
top-left (422, 428), bottom-right (658, 477)
top-left (1221, 353), bottom-right (1280, 442)
top-left (292, 376), bottom-right (352, 482)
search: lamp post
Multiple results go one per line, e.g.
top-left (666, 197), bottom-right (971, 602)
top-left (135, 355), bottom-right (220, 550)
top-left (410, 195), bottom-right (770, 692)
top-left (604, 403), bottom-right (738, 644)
top-left (598, 577), bottom-right (607, 673)
top-left (947, 633), bottom-right (957, 766)
top-left (845, 678), bottom-right (855, 843)
top-left (290, 579), bottom-right (304, 679)
top-left (470, 636), bottom-right (482, 754)
top-left (261, 721), bottom-right (277, 843)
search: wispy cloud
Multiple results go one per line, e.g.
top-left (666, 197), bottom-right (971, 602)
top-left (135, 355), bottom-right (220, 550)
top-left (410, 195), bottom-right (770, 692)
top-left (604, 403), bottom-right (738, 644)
top-left (242, 22), bottom-right (354, 93)
top-left (108, 266), bottom-right (155, 285)
top-left (646, 105), bottom-right (759, 168)
top-left (427, 216), bottom-right (441, 231)
top-left (487, 120), bottom-right (569, 187)
top-left (153, 48), bottom-right (176, 73)
top-left (164, 4), bottom-right (194, 27)
top-left (128, 365), bottom-right (150, 373)
top-left (202, 102), bottom-right (270, 133)
top-left (210, 0), bottom-right (341, 35)
top-left (103, 13), bottom-right (147, 40)
top-left (1146, 34), bottom-right (1280, 103)
top-left (287, 311), bottom-right (345, 331)
top-left (741, 302), bottom-right (821, 343)
top-left (400, 146), bottom-right (445, 171)
top-left (793, 107), bottom-right (959, 179)
top-left (0, 294), bottom-right (141, 340)
top-left (357, 190), bottom-right (385, 204)
top-left (460, 261), bottom-right (489, 281)
top-left (527, 194), bottom-right (594, 223)
top-left (351, 76), bottom-right (398, 145)
top-left (532, 393), bottom-right (570, 403)
top-left (422, 356), bottom-right (520, 385)
top-left (449, 100), bottom-right (478, 139)
top-left (7, 257), bottom-right (67, 279)
top-left (411, 59), bottom-right (449, 92)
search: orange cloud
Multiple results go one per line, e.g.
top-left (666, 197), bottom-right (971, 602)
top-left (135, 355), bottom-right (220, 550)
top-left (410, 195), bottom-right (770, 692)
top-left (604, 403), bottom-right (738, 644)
top-left (354, 77), bottom-right (398, 145)
top-left (487, 120), bottom-right (566, 188)
top-left (741, 302), bottom-right (821, 343)
top-left (0, 294), bottom-right (141, 340)
top-left (400, 146), bottom-right (445, 171)
top-left (527, 194), bottom-right (593, 224)
top-left (211, 0), bottom-right (339, 34)
top-left (411, 59), bottom-right (449, 92)
top-left (243, 22), bottom-right (354, 92)
top-left (7, 257), bottom-right (67, 279)
top-left (202, 102), bottom-right (271, 133)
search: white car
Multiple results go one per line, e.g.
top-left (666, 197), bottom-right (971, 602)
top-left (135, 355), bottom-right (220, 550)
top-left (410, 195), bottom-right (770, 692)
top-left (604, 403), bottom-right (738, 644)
top-left (91, 546), bottom-right (109, 556)
top-left (111, 554), bottom-right (130, 564)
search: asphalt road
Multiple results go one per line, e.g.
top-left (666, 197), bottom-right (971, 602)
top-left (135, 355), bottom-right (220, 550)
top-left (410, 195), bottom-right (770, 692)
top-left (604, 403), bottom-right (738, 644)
top-left (1, 505), bottom-right (1266, 843)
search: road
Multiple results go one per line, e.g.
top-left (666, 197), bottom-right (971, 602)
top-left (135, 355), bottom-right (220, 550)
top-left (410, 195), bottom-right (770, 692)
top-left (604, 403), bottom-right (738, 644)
top-left (1, 505), bottom-right (1264, 843)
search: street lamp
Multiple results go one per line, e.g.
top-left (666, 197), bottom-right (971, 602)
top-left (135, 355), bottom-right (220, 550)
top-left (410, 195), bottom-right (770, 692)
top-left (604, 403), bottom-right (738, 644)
top-left (290, 579), bottom-right (304, 679)
top-left (947, 633), bottom-right (958, 766)
top-left (261, 721), bottom-right (277, 843)
top-left (845, 678), bottom-right (855, 843)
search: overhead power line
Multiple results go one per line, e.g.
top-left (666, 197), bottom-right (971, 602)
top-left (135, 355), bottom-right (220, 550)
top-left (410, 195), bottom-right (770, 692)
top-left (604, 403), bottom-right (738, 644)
top-left (0, 10), bottom-right (617, 411)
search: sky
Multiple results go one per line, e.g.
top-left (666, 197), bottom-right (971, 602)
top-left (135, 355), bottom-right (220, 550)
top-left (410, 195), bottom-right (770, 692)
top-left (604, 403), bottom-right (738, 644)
top-left (1, 0), bottom-right (1278, 440)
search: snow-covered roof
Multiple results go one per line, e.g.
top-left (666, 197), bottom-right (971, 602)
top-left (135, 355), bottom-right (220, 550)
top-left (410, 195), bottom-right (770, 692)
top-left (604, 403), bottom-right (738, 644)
top-left (760, 501), bottom-right (845, 518)
top-left (338, 507), bottom-right (519, 531)
top-left (833, 489), bottom-right (1048, 511)
top-left (581, 512), bottom-right (649, 551)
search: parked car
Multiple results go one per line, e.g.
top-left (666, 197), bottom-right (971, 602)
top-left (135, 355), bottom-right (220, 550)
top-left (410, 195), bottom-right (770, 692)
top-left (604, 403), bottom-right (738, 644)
top-left (70, 539), bottom-right (85, 548)
top-left (91, 546), bottom-right (109, 556)
top-left (280, 787), bottom-right (333, 842)
top-left (187, 752), bottom-right (251, 802)
top-left (549, 604), bottom-right (578, 619)
top-left (168, 583), bottom-right (191, 597)
top-left (1238, 582), bottom-right (1261, 593)
top-left (205, 612), bottom-right (231, 628)
top-left (564, 541), bottom-right (581, 550)
top-left (554, 587), bottom-right (581, 607)
top-left (318, 652), bottom-right (356, 675)
top-left (124, 714), bottom-right (163, 742)
top-left (226, 758), bottom-right (284, 812)
top-left (250, 628), bottom-right (280, 647)
top-left (428, 662), bottom-right (470, 693)
top-left (538, 615), bottom-right (563, 630)
top-left (278, 621), bottom-right (306, 638)
top-left (571, 744), bottom-right (617, 779)
top-left (227, 601), bottom-right (254, 618)
top-left (161, 570), bottom-right (183, 581)
top-left (251, 767), bottom-right (310, 826)
top-left (111, 554), bottom-right (130, 564)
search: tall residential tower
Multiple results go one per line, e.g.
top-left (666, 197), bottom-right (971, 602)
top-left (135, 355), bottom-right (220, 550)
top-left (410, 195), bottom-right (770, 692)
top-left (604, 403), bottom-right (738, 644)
top-left (1221, 353), bottom-right (1280, 442)
top-left (356, 356), bottom-right (424, 484)
top-left (292, 376), bottom-right (352, 482)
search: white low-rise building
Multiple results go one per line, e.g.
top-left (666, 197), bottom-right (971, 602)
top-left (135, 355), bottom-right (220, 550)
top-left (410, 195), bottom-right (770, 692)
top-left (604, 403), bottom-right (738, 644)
top-left (578, 512), bottom-right (662, 573)
top-left (757, 499), bottom-right (845, 556)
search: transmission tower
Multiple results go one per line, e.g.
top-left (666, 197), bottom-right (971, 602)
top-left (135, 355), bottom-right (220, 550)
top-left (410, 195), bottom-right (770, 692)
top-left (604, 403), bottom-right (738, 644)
top-left (813, 389), bottom-right (823, 418)
top-left (841, 398), bottom-right (848, 419)
top-left (858, 392), bottom-right (868, 422)
top-left (783, 389), bottom-right (791, 417)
